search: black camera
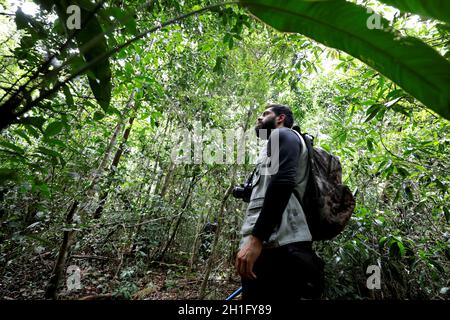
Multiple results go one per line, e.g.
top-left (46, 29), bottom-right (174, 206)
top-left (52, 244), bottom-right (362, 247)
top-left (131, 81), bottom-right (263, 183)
top-left (232, 182), bottom-right (253, 203)
top-left (232, 168), bottom-right (256, 203)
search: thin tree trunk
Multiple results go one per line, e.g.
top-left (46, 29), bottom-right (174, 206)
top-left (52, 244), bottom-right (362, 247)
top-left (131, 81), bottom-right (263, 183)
top-left (159, 162), bottom-right (175, 199)
top-left (44, 91), bottom-right (134, 299)
top-left (156, 173), bottom-right (197, 262)
top-left (126, 116), bottom-right (174, 252)
top-left (96, 120), bottom-right (124, 178)
top-left (228, 201), bottom-right (247, 279)
top-left (199, 105), bottom-right (253, 298)
top-left (93, 91), bottom-right (137, 219)
top-left (44, 200), bottom-right (78, 299)
top-left (188, 210), bottom-right (209, 272)
top-left (138, 115), bottom-right (172, 208)
top-left (199, 185), bottom-right (234, 299)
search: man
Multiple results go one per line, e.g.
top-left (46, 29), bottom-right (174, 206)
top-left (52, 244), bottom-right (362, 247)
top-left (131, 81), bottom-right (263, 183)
top-left (235, 104), bottom-right (324, 301)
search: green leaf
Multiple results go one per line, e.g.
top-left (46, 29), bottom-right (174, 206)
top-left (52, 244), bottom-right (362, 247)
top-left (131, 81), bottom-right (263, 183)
top-left (391, 104), bottom-right (411, 117)
top-left (36, 147), bottom-right (65, 166)
top-left (367, 138), bottom-right (374, 152)
top-left (213, 56), bottom-right (225, 74)
top-left (106, 106), bottom-right (121, 116)
top-left (32, 182), bottom-right (51, 198)
top-left (15, 8), bottom-right (31, 30)
top-left (35, 0), bottom-right (54, 11)
top-left (15, 129), bottom-right (32, 144)
top-left (386, 89), bottom-right (404, 100)
top-left (23, 124), bottom-right (40, 138)
top-left (15, 7), bottom-right (47, 39)
top-left (0, 141), bottom-right (25, 155)
top-left (395, 166), bottom-right (409, 177)
top-left (365, 104), bottom-right (383, 122)
top-left (101, 7), bottom-right (137, 35)
top-left (53, 2), bottom-right (111, 112)
top-left (52, 17), bottom-right (65, 35)
top-left (18, 116), bottom-right (46, 132)
top-left (124, 17), bottom-right (137, 35)
top-left (378, 0), bottom-right (450, 24)
top-left (93, 111), bottom-right (105, 121)
top-left (228, 36), bottom-right (234, 49)
top-left (382, 161), bottom-right (395, 178)
top-left (394, 240), bottom-right (406, 257)
top-left (62, 85), bottom-right (74, 109)
top-left (239, 0), bottom-right (450, 120)
top-left (100, 7), bottom-right (125, 21)
top-left (379, 236), bottom-right (388, 247)
top-left (44, 121), bottom-right (63, 137)
top-left (337, 131), bottom-right (347, 143)
top-left (76, 0), bottom-right (96, 11)
top-left (44, 138), bottom-right (66, 148)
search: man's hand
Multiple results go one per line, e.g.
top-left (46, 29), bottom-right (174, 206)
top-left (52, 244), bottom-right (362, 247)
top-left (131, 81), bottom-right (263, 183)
top-left (235, 235), bottom-right (263, 280)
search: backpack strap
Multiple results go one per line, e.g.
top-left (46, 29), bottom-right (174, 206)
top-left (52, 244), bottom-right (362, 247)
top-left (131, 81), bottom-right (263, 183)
top-left (289, 128), bottom-right (314, 174)
top-left (301, 133), bottom-right (315, 167)
top-left (288, 129), bottom-right (315, 203)
top-left (301, 133), bottom-right (319, 198)
top-left (289, 129), bottom-right (320, 239)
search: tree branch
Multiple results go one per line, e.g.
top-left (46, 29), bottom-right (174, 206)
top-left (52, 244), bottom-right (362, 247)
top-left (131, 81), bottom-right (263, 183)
top-left (0, 1), bottom-right (239, 132)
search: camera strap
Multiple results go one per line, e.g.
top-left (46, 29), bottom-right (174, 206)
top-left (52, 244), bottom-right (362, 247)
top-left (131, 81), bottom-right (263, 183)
top-left (246, 167), bottom-right (257, 185)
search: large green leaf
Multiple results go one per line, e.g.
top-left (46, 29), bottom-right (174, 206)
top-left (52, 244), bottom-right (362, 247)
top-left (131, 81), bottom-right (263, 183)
top-left (378, 0), bottom-right (450, 24)
top-left (44, 121), bottom-right (64, 137)
top-left (18, 116), bottom-right (46, 132)
top-left (49, 0), bottom-right (112, 112)
top-left (0, 141), bottom-right (25, 155)
top-left (239, 0), bottom-right (450, 120)
top-left (15, 8), bottom-right (47, 38)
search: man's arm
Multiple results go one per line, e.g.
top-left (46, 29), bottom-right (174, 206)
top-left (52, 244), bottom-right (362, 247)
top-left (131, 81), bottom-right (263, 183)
top-left (251, 128), bottom-right (300, 242)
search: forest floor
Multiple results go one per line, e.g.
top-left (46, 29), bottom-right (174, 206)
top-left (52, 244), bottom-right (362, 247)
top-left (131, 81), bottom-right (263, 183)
top-left (0, 249), bottom-right (241, 300)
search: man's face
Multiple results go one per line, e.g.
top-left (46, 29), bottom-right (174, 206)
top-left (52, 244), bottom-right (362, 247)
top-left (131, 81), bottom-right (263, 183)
top-left (255, 108), bottom-right (278, 139)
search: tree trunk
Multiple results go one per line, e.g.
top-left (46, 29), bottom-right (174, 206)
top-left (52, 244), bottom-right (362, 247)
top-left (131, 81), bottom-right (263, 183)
top-left (199, 185), bottom-right (234, 299)
top-left (188, 210), bottom-right (209, 272)
top-left (159, 162), bottom-right (175, 199)
top-left (127, 116), bottom-right (173, 252)
top-left (44, 90), bottom-right (134, 299)
top-left (138, 115), bottom-right (172, 208)
top-left (156, 173), bottom-right (197, 262)
top-left (44, 200), bottom-right (78, 299)
top-left (96, 120), bottom-right (124, 178)
top-left (198, 105), bottom-right (253, 298)
top-left (93, 91), bottom-right (137, 219)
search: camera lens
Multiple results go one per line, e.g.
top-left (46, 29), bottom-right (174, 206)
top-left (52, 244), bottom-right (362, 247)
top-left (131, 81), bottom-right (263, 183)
top-left (232, 186), bottom-right (244, 199)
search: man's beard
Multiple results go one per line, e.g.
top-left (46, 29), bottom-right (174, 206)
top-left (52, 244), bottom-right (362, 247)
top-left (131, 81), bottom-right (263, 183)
top-left (255, 117), bottom-right (276, 139)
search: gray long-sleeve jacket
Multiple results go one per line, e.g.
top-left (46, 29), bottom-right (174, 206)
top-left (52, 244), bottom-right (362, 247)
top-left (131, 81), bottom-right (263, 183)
top-left (239, 127), bottom-right (312, 249)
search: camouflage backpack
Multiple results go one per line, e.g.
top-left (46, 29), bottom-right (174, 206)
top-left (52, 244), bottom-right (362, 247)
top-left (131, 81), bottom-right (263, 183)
top-left (292, 129), bottom-right (356, 240)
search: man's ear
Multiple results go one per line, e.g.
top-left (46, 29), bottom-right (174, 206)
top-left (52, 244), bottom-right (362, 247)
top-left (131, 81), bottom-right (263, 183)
top-left (277, 114), bottom-right (286, 125)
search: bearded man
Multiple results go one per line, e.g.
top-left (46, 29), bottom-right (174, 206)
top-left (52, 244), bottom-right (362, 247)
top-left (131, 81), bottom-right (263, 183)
top-left (235, 104), bottom-right (325, 301)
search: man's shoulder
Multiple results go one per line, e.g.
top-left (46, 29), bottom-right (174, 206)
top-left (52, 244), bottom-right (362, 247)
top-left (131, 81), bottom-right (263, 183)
top-left (274, 127), bottom-right (302, 143)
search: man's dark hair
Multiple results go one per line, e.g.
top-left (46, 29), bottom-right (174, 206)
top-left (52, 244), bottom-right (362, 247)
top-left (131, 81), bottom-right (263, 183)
top-left (266, 104), bottom-right (294, 128)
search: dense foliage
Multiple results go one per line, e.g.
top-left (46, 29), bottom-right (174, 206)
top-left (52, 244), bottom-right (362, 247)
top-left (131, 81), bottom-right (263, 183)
top-left (0, 0), bottom-right (448, 299)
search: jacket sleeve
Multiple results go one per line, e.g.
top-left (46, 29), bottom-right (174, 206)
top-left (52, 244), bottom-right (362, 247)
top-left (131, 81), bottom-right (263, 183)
top-left (251, 129), bottom-right (301, 242)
